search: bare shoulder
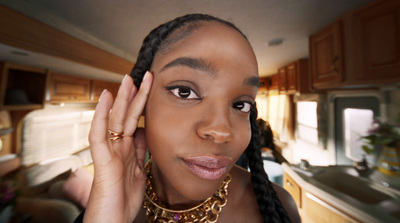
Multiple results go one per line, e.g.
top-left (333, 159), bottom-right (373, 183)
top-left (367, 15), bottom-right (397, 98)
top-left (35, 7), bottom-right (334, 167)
top-left (271, 182), bottom-right (301, 223)
top-left (227, 165), bottom-right (301, 223)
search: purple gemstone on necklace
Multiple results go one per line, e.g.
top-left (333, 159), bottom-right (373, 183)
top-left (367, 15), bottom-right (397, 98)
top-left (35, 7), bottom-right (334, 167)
top-left (173, 213), bottom-right (179, 221)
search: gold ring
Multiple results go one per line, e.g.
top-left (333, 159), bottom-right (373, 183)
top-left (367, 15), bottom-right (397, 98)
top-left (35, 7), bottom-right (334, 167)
top-left (108, 129), bottom-right (124, 141)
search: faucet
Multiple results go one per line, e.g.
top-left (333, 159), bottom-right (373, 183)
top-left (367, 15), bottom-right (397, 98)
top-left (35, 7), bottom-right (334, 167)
top-left (354, 155), bottom-right (370, 176)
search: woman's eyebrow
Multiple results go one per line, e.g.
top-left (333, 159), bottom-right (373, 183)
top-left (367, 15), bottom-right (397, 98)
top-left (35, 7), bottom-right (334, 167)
top-left (161, 57), bottom-right (217, 76)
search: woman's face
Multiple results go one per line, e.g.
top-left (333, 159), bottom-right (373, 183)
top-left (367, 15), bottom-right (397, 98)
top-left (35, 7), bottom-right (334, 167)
top-left (145, 21), bottom-right (259, 205)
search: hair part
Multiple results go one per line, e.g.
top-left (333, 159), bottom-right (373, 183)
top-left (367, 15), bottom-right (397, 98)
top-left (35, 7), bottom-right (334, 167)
top-left (129, 13), bottom-right (290, 223)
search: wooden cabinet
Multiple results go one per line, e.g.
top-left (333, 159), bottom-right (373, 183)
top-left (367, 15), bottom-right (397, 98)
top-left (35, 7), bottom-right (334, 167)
top-left (276, 59), bottom-right (311, 94)
top-left (278, 67), bottom-right (287, 94)
top-left (309, 0), bottom-right (400, 89)
top-left (91, 80), bottom-right (119, 101)
top-left (0, 62), bottom-right (48, 110)
top-left (283, 173), bottom-right (301, 208)
top-left (283, 169), bottom-right (362, 223)
top-left (269, 74), bottom-right (279, 91)
top-left (310, 21), bottom-right (344, 89)
top-left (352, 0), bottom-right (400, 82)
top-left (47, 73), bottom-right (91, 102)
top-left (305, 192), bottom-right (359, 223)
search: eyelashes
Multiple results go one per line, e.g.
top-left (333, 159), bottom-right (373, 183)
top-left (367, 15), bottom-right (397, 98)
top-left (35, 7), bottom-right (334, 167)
top-left (165, 85), bottom-right (200, 100)
top-left (165, 85), bottom-right (254, 113)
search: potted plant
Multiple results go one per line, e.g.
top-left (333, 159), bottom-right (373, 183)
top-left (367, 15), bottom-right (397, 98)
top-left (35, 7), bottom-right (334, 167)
top-left (362, 118), bottom-right (400, 176)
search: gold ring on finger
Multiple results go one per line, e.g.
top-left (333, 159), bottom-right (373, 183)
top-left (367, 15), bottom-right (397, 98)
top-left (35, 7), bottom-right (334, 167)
top-left (108, 129), bottom-right (124, 141)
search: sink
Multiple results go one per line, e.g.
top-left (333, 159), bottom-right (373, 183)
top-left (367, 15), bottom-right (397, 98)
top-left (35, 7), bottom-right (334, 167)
top-left (288, 163), bottom-right (400, 222)
top-left (312, 168), bottom-right (391, 204)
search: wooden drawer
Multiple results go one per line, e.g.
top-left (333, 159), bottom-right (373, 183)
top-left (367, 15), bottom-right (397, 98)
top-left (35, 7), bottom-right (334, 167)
top-left (283, 173), bottom-right (301, 208)
top-left (305, 192), bottom-right (359, 223)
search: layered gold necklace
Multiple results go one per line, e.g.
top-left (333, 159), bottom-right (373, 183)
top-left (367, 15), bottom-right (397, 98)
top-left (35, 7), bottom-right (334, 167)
top-left (143, 159), bottom-right (232, 223)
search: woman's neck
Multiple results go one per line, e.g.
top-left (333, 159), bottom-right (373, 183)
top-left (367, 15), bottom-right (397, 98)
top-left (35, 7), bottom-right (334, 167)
top-left (150, 163), bottom-right (203, 209)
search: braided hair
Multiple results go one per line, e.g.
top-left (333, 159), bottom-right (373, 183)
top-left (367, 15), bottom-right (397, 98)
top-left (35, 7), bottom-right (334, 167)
top-left (130, 13), bottom-right (291, 223)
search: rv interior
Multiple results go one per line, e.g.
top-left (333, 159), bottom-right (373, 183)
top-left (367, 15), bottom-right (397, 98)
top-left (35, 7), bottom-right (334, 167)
top-left (0, 0), bottom-right (400, 222)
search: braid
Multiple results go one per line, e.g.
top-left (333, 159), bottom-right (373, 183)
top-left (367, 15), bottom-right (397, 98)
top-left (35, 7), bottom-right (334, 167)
top-left (130, 13), bottom-right (245, 88)
top-left (245, 105), bottom-right (291, 223)
top-left (129, 13), bottom-right (290, 223)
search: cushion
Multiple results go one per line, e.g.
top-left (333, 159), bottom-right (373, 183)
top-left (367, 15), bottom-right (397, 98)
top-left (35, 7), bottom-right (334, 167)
top-left (62, 167), bottom-right (93, 208)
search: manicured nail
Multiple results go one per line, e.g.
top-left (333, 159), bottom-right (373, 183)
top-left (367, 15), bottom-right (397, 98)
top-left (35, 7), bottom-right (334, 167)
top-left (121, 74), bottom-right (128, 84)
top-left (99, 89), bottom-right (107, 102)
top-left (143, 71), bottom-right (150, 81)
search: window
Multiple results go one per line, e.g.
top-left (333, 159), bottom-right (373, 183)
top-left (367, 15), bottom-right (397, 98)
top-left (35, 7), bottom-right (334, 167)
top-left (296, 101), bottom-right (318, 145)
top-left (344, 108), bottom-right (374, 162)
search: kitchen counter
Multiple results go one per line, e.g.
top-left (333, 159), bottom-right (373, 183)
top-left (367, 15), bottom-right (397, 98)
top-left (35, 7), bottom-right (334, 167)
top-left (282, 162), bottom-right (400, 223)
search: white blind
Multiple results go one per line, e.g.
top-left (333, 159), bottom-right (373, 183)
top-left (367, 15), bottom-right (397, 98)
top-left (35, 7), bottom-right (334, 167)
top-left (22, 107), bottom-right (94, 166)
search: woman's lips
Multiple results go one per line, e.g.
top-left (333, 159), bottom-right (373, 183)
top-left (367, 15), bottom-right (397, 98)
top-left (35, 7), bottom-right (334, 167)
top-left (183, 156), bottom-right (231, 180)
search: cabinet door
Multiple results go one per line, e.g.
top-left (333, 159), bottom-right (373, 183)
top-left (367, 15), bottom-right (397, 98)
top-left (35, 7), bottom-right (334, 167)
top-left (48, 73), bottom-right (90, 102)
top-left (353, 0), bottom-right (400, 81)
top-left (305, 192), bottom-right (359, 223)
top-left (269, 74), bottom-right (279, 91)
top-left (278, 67), bottom-right (287, 94)
top-left (286, 63), bottom-right (297, 94)
top-left (0, 62), bottom-right (48, 110)
top-left (310, 21), bottom-right (344, 89)
top-left (91, 80), bottom-right (119, 101)
top-left (283, 173), bottom-right (301, 208)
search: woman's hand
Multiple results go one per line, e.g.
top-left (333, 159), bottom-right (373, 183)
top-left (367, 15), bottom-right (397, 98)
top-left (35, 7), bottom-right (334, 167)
top-left (84, 72), bottom-right (153, 223)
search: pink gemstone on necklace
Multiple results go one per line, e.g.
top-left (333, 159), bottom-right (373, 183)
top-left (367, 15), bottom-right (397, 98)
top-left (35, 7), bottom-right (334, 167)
top-left (173, 213), bottom-right (179, 221)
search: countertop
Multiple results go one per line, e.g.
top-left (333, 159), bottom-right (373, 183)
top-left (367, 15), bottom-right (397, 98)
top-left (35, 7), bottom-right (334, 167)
top-left (282, 162), bottom-right (400, 223)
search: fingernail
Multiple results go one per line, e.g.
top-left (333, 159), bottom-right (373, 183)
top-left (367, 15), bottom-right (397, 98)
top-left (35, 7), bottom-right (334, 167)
top-left (143, 71), bottom-right (150, 81)
top-left (121, 74), bottom-right (128, 84)
top-left (99, 89), bottom-right (107, 102)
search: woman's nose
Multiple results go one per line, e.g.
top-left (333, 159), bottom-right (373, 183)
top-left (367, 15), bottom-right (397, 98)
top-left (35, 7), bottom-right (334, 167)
top-left (196, 106), bottom-right (234, 143)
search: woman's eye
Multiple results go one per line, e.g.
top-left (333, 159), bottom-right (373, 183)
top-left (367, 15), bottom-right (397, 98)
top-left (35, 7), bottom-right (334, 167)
top-left (233, 101), bottom-right (252, 113)
top-left (168, 86), bottom-right (199, 99)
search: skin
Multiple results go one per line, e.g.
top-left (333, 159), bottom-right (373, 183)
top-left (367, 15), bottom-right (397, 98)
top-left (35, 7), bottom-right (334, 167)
top-left (84, 21), bottom-right (299, 223)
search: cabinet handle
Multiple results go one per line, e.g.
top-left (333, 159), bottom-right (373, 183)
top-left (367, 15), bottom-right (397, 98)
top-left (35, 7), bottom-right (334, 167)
top-left (331, 55), bottom-right (339, 73)
top-left (286, 180), bottom-right (294, 188)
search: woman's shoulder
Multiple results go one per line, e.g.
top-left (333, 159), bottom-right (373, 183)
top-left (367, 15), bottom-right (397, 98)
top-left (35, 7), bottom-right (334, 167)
top-left (271, 182), bottom-right (301, 222)
top-left (230, 165), bottom-right (301, 223)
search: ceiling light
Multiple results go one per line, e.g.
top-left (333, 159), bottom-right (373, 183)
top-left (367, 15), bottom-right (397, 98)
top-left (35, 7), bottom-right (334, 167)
top-left (267, 38), bottom-right (285, 47)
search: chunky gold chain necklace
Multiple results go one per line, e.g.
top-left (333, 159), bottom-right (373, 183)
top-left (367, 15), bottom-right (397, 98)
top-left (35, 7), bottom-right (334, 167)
top-left (142, 159), bottom-right (231, 223)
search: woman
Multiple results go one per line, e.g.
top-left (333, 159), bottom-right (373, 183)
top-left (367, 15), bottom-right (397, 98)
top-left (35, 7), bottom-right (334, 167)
top-left (79, 14), bottom-right (300, 223)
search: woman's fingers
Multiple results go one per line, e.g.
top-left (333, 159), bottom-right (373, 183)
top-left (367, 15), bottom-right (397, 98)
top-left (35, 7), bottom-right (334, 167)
top-left (124, 71), bottom-right (153, 136)
top-left (108, 75), bottom-right (136, 136)
top-left (88, 90), bottom-right (114, 161)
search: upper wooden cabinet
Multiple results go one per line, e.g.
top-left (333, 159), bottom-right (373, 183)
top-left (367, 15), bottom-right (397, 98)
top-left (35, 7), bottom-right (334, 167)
top-left (310, 21), bottom-right (344, 89)
top-left (0, 62), bottom-right (48, 110)
top-left (47, 73), bottom-right (91, 102)
top-left (278, 67), bottom-right (287, 94)
top-left (91, 80), bottom-right (119, 101)
top-left (309, 0), bottom-right (400, 90)
top-left (352, 0), bottom-right (400, 82)
top-left (269, 74), bottom-right (279, 91)
top-left (276, 59), bottom-right (311, 95)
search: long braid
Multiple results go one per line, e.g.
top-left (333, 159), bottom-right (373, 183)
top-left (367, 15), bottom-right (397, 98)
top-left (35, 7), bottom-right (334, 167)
top-left (129, 13), bottom-right (291, 223)
top-left (246, 105), bottom-right (291, 223)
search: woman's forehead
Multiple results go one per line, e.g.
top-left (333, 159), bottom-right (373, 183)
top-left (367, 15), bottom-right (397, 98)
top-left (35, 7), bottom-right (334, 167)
top-left (152, 21), bottom-right (258, 74)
